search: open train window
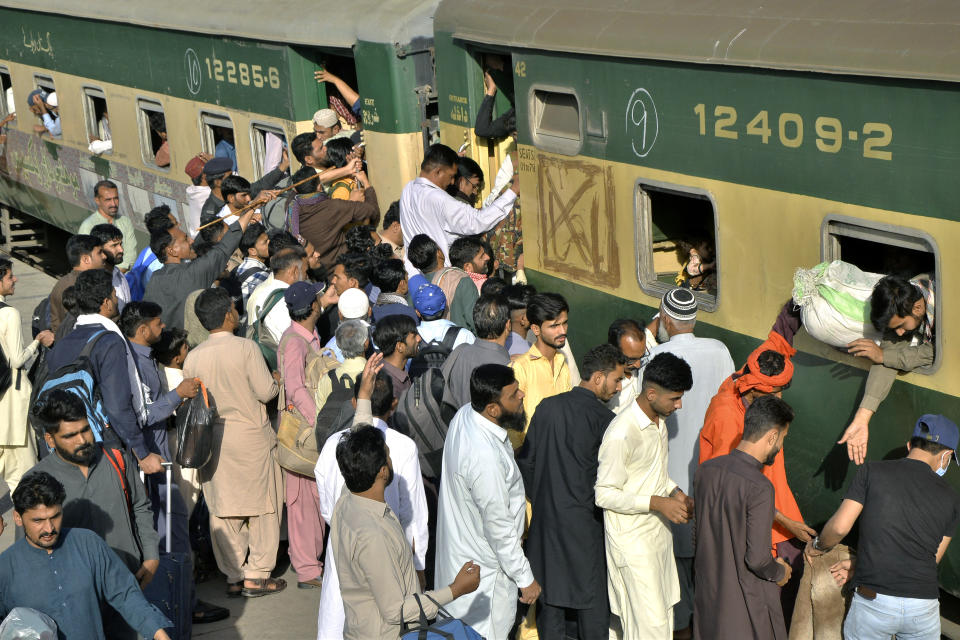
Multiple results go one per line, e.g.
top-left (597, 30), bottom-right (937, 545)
top-left (82, 87), bottom-right (111, 155)
top-left (249, 123), bottom-right (287, 180)
top-left (32, 74), bottom-right (60, 139)
top-left (529, 87), bottom-right (582, 155)
top-left (136, 99), bottom-right (169, 170)
top-left (0, 68), bottom-right (12, 117)
top-left (200, 112), bottom-right (236, 171)
top-left (634, 180), bottom-right (719, 311)
top-left (821, 215), bottom-right (939, 371)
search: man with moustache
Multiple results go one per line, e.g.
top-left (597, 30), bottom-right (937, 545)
top-left (78, 180), bottom-right (137, 271)
top-left (28, 389), bottom-right (162, 639)
top-left (517, 344), bottom-right (626, 640)
top-left (596, 352), bottom-right (693, 639)
top-left (693, 395), bottom-right (797, 640)
top-left (0, 472), bottom-right (172, 640)
top-left (436, 364), bottom-right (541, 640)
top-left (90, 223), bottom-right (133, 312)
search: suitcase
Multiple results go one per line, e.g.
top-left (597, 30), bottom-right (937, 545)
top-left (142, 462), bottom-right (194, 640)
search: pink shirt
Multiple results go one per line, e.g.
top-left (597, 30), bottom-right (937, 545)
top-left (280, 322), bottom-right (322, 421)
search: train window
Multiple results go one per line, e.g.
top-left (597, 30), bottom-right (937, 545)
top-left (199, 112), bottom-right (236, 171)
top-left (249, 123), bottom-right (287, 180)
top-left (33, 75), bottom-right (55, 94)
top-left (136, 99), bottom-right (170, 170)
top-left (821, 215), bottom-right (940, 371)
top-left (634, 180), bottom-right (719, 311)
top-left (30, 75), bottom-right (60, 140)
top-left (82, 87), bottom-right (111, 155)
top-left (529, 87), bottom-right (582, 155)
top-left (0, 68), bottom-right (12, 117)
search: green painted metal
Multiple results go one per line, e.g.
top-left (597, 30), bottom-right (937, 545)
top-left (437, 37), bottom-right (960, 222)
top-left (354, 41), bottom-right (422, 134)
top-left (436, 31), bottom-right (513, 132)
top-left (1, 7), bottom-right (308, 120)
top-left (527, 268), bottom-right (960, 595)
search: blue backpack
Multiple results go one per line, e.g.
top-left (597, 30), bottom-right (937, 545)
top-left (125, 247), bottom-right (158, 302)
top-left (401, 594), bottom-right (483, 640)
top-left (31, 330), bottom-right (111, 445)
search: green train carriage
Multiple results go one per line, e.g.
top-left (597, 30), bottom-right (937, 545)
top-left (434, 0), bottom-right (960, 593)
top-left (0, 0), bottom-right (441, 241)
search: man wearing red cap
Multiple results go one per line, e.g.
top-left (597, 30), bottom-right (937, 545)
top-left (699, 330), bottom-right (816, 622)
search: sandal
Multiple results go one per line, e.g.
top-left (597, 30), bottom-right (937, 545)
top-left (226, 581), bottom-right (243, 598)
top-left (242, 577), bottom-right (287, 598)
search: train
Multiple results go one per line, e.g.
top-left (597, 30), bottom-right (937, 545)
top-left (2, 0), bottom-right (960, 594)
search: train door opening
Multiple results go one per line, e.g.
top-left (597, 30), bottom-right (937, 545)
top-left (635, 181), bottom-right (719, 309)
top-left (314, 52), bottom-right (362, 132)
top-left (199, 112), bottom-right (235, 171)
top-left (82, 87), bottom-right (110, 154)
top-left (136, 99), bottom-right (169, 169)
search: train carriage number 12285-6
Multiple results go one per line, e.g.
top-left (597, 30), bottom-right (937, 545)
top-left (204, 55), bottom-right (281, 90)
top-left (693, 104), bottom-right (893, 161)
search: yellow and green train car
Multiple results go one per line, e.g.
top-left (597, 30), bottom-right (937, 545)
top-left (0, 0), bottom-right (440, 239)
top-left (436, 0), bottom-right (960, 592)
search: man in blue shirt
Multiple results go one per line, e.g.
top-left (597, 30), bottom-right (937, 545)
top-left (0, 471), bottom-right (172, 640)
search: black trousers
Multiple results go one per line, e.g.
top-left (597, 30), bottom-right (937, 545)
top-left (537, 597), bottom-right (610, 640)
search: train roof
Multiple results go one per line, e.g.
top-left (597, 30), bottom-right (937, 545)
top-left (3, 0), bottom-right (439, 47)
top-left (435, 0), bottom-right (960, 84)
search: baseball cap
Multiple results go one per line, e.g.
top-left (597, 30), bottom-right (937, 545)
top-left (413, 283), bottom-right (447, 317)
top-left (184, 155), bottom-right (206, 181)
top-left (913, 414), bottom-right (960, 461)
top-left (284, 281), bottom-right (325, 315)
top-left (26, 89), bottom-right (47, 108)
top-left (338, 288), bottom-right (370, 320)
top-left (203, 157), bottom-right (233, 177)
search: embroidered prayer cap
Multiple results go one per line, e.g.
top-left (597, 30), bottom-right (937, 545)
top-left (312, 109), bottom-right (339, 128)
top-left (662, 287), bottom-right (698, 321)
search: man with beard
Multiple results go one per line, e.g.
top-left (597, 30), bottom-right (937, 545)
top-left (49, 234), bottom-right (106, 333)
top-left (28, 390), bottom-right (163, 639)
top-left (90, 223), bottom-right (133, 312)
top-left (79, 180), bottom-right (137, 271)
top-left (596, 352), bottom-right (693, 639)
top-left (510, 293), bottom-right (571, 450)
top-left (0, 471), bottom-right (173, 640)
top-left (517, 344), bottom-right (626, 640)
top-left (693, 395), bottom-right (795, 640)
top-left (436, 364), bottom-right (540, 640)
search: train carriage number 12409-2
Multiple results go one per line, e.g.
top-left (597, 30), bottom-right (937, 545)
top-left (694, 104), bottom-right (893, 161)
top-left (204, 55), bottom-right (281, 90)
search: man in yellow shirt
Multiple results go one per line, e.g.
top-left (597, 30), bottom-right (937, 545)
top-left (510, 293), bottom-right (572, 451)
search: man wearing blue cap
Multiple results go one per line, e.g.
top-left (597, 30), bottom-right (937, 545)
top-left (27, 88), bottom-right (60, 138)
top-left (413, 283), bottom-right (474, 351)
top-left (806, 415), bottom-right (960, 639)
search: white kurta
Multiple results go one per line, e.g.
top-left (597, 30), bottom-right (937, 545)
top-left (435, 406), bottom-right (533, 640)
top-left (314, 419), bottom-right (428, 640)
top-left (596, 401), bottom-right (679, 639)
top-left (0, 296), bottom-right (38, 489)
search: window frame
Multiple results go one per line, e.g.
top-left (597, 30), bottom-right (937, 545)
top-left (820, 213), bottom-right (941, 374)
top-left (33, 74), bottom-right (55, 94)
top-left (248, 121), bottom-right (287, 180)
top-left (81, 85), bottom-right (110, 154)
top-left (135, 97), bottom-right (170, 171)
top-left (199, 111), bottom-right (235, 157)
top-left (527, 84), bottom-right (583, 156)
top-left (0, 66), bottom-right (12, 118)
top-left (633, 178), bottom-right (720, 311)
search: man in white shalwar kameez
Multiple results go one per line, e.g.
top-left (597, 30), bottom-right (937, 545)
top-left (314, 363), bottom-right (428, 640)
top-left (435, 364), bottom-right (540, 640)
top-left (596, 352), bottom-right (693, 639)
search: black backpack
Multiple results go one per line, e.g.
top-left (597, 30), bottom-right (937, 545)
top-left (392, 367), bottom-right (456, 479)
top-left (31, 296), bottom-right (51, 338)
top-left (407, 326), bottom-right (460, 379)
top-left (315, 371), bottom-right (356, 447)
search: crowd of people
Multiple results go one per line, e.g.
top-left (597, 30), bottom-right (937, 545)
top-left (0, 79), bottom-right (954, 640)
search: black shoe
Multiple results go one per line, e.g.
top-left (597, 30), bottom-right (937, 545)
top-left (193, 600), bottom-right (230, 624)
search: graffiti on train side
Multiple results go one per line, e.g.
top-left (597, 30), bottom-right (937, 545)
top-left (0, 130), bottom-right (188, 231)
top-left (534, 154), bottom-right (620, 288)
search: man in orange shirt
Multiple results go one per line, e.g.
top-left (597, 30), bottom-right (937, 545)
top-left (699, 330), bottom-right (816, 623)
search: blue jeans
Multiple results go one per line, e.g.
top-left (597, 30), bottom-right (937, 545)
top-left (844, 591), bottom-right (940, 639)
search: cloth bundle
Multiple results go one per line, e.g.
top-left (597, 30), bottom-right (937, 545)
top-left (792, 261), bottom-right (883, 348)
top-left (789, 544), bottom-right (853, 640)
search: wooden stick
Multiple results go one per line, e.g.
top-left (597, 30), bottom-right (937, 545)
top-left (195, 168), bottom-right (333, 232)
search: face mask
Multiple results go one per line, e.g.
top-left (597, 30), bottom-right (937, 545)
top-left (937, 453), bottom-right (951, 477)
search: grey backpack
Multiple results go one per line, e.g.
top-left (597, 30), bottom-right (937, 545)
top-left (392, 367), bottom-right (455, 479)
